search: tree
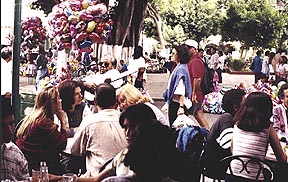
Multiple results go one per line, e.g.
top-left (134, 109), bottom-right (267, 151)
top-left (143, 0), bottom-right (223, 47)
top-left (220, 0), bottom-right (285, 50)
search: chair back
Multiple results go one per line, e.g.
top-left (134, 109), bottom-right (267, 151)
top-left (220, 155), bottom-right (274, 181)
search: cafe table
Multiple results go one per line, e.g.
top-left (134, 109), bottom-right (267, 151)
top-left (265, 142), bottom-right (288, 181)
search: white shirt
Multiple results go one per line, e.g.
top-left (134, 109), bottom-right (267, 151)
top-left (1, 58), bottom-right (13, 95)
top-left (84, 69), bottom-right (123, 88)
top-left (128, 57), bottom-right (147, 81)
top-left (277, 64), bottom-right (288, 79)
top-left (261, 56), bottom-right (270, 76)
top-left (210, 53), bottom-right (219, 69)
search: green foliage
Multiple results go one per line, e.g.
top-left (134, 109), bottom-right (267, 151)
top-left (220, 0), bottom-right (286, 49)
top-left (144, 0), bottom-right (222, 44)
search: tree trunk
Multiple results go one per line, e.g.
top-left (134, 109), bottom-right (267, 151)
top-left (147, 3), bottom-right (165, 49)
top-left (109, 0), bottom-right (148, 48)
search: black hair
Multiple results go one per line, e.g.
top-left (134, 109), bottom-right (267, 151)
top-left (233, 92), bottom-right (272, 132)
top-left (175, 44), bottom-right (191, 64)
top-left (221, 89), bottom-right (246, 115)
top-left (264, 50), bottom-right (270, 56)
top-left (132, 46), bottom-right (144, 59)
top-left (259, 72), bottom-right (268, 80)
top-left (94, 83), bottom-right (116, 108)
top-left (278, 83), bottom-right (288, 100)
top-left (198, 48), bottom-right (204, 52)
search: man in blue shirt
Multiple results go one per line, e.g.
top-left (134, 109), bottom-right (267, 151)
top-left (252, 50), bottom-right (262, 83)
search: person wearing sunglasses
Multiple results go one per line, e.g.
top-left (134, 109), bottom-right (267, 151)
top-left (82, 55), bottom-right (124, 93)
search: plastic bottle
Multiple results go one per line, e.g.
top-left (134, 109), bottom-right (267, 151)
top-left (40, 161), bottom-right (49, 182)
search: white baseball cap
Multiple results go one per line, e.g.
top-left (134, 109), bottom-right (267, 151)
top-left (184, 39), bottom-right (198, 49)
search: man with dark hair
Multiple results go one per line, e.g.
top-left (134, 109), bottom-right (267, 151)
top-left (1, 101), bottom-right (30, 181)
top-left (1, 46), bottom-right (13, 106)
top-left (201, 89), bottom-right (246, 180)
top-left (71, 83), bottom-right (127, 177)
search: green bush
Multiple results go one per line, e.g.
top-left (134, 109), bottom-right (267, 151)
top-left (228, 59), bottom-right (246, 71)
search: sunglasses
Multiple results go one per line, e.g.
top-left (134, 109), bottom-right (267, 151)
top-left (99, 62), bottom-right (110, 68)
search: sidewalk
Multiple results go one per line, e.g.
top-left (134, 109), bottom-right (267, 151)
top-left (146, 72), bottom-right (255, 100)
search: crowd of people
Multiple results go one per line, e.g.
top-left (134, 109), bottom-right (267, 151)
top-left (1, 41), bottom-right (288, 182)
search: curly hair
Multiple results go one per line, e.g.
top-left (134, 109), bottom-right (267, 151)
top-left (174, 44), bottom-right (191, 64)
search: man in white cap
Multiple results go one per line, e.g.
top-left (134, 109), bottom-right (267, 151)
top-left (184, 39), bottom-right (210, 130)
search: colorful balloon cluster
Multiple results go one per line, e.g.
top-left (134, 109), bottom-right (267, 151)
top-left (47, 0), bottom-right (113, 52)
top-left (21, 16), bottom-right (47, 49)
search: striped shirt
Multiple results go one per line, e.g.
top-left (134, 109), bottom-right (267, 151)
top-left (230, 125), bottom-right (270, 180)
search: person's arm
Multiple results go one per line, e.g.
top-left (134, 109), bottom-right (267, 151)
top-left (77, 168), bottom-right (114, 182)
top-left (56, 109), bottom-right (69, 130)
top-left (269, 126), bottom-right (287, 163)
top-left (191, 77), bottom-right (201, 103)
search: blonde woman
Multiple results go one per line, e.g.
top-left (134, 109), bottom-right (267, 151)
top-left (116, 83), bottom-right (169, 127)
top-left (16, 86), bottom-right (68, 175)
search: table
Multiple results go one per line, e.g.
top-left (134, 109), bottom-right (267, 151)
top-left (265, 142), bottom-right (288, 162)
top-left (265, 142), bottom-right (288, 181)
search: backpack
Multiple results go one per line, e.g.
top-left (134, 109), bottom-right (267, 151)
top-left (201, 59), bottom-right (214, 95)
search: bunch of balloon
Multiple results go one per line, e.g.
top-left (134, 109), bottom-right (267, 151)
top-left (47, 0), bottom-right (114, 75)
top-left (21, 16), bottom-right (47, 51)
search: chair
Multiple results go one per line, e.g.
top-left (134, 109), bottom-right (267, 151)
top-left (219, 155), bottom-right (274, 181)
top-left (201, 167), bottom-right (222, 182)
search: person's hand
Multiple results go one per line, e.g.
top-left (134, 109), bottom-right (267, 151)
top-left (56, 109), bottom-right (68, 129)
top-left (191, 93), bottom-right (198, 103)
top-left (83, 81), bottom-right (97, 90)
top-left (48, 174), bottom-right (63, 182)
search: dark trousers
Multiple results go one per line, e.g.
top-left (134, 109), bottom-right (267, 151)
top-left (254, 72), bottom-right (261, 84)
top-left (168, 101), bottom-right (180, 127)
top-left (216, 68), bottom-right (222, 83)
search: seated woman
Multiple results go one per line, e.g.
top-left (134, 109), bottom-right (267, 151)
top-left (116, 83), bottom-right (169, 127)
top-left (16, 86), bottom-right (68, 175)
top-left (57, 80), bottom-right (88, 137)
top-left (228, 92), bottom-right (287, 181)
top-left (57, 80), bottom-right (89, 174)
